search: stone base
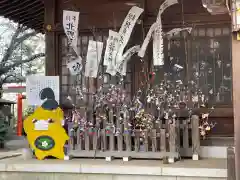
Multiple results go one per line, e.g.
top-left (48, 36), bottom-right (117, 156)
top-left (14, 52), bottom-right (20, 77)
top-left (0, 157), bottom-right (226, 180)
top-left (192, 154), bottom-right (199, 161)
top-left (0, 172), bottom-right (227, 180)
top-left (105, 156), bottom-right (114, 162)
top-left (123, 157), bottom-right (131, 162)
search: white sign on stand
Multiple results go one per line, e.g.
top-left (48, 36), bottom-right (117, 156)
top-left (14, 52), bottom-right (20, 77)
top-left (26, 76), bottom-right (59, 106)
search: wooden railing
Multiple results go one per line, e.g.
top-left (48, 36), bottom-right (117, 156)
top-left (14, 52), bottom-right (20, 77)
top-left (67, 114), bottom-right (200, 163)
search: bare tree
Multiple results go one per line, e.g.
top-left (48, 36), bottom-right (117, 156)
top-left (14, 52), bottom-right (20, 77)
top-left (0, 18), bottom-right (45, 97)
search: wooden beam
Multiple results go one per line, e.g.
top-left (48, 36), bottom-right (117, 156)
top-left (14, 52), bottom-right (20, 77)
top-left (232, 33), bottom-right (240, 180)
top-left (6, 4), bottom-right (43, 18)
top-left (18, 12), bottom-right (44, 24)
top-left (3, 0), bottom-right (41, 16)
top-left (44, 0), bottom-right (58, 76)
top-left (0, 0), bottom-right (27, 14)
top-left (23, 20), bottom-right (44, 30)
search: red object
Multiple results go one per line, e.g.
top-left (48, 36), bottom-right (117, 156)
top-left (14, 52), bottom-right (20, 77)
top-left (149, 72), bottom-right (156, 82)
top-left (17, 94), bottom-right (23, 136)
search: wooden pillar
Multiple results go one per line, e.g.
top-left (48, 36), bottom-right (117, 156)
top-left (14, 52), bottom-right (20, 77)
top-left (232, 33), bottom-right (240, 180)
top-left (43, 0), bottom-right (58, 76)
top-left (227, 147), bottom-right (236, 180)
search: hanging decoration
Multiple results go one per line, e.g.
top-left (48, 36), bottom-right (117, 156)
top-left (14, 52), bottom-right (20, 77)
top-left (67, 57), bottom-right (82, 75)
top-left (105, 30), bottom-right (120, 76)
top-left (85, 40), bottom-right (104, 78)
top-left (164, 27), bottom-right (193, 37)
top-left (232, 0), bottom-right (240, 32)
top-left (63, 10), bottom-right (80, 56)
top-left (158, 0), bottom-right (178, 15)
top-left (153, 0), bottom-right (178, 66)
top-left (138, 22), bottom-right (157, 58)
top-left (59, 1), bottom-right (217, 160)
top-left (202, 0), bottom-right (230, 15)
top-left (153, 17), bottom-right (164, 66)
top-left (104, 30), bottom-right (119, 66)
top-left (117, 45), bottom-right (140, 76)
top-left (115, 6), bottom-right (144, 66)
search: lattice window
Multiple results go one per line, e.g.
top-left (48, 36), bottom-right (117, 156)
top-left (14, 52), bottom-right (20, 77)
top-left (60, 31), bottom-right (133, 106)
top-left (154, 26), bottom-right (232, 106)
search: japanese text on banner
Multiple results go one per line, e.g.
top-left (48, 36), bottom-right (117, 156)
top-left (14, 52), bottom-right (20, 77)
top-left (153, 0), bottom-right (178, 66)
top-left (153, 18), bottom-right (164, 66)
top-left (85, 40), bottom-right (103, 78)
top-left (138, 22), bottom-right (157, 58)
top-left (117, 45), bottom-right (140, 76)
top-left (157, 0), bottom-right (178, 20)
top-left (104, 30), bottom-right (119, 66)
top-left (63, 10), bottom-right (80, 56)
top-left (67, 57), bottom-right (82, 75)
top-left (116, 6), bottom-right (143, 65)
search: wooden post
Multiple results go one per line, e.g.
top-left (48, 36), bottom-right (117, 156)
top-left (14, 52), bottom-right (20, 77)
top-left (17, 94), bottom-right (23, 136)
top-left (43, 0), bottom-right (58, 76)
top-left (232, 33), bottom-right (240, 180)
top-left (227, 147), bottom-right (236, 180)
top-left (192, 115), bottom-right (200, 160)
top-left (168, 122), bottom-right (176, 163)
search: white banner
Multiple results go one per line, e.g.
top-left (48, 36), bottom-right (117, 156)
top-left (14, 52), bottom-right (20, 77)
top-left (164, 27), bottom-right (192, 37)
top-left (116, 6), bottom-right (144, 65)
top-left (26, 76), bottom-right (59, 106)
top-left (67, 57), bottom-right (82, 75)
top-left (63, 10), bottom-right (80, 56)
top-left (117, 45), bottom-right (140, 76)
top-left (153, 0), bottom-right (178, 66)
top-left (153, 19), bottom-right (164, 66)
top-left (138, 22), bottom-right (157, 58)
top-left (157, 0), bottom-right (178, 20)
top-left (85, 40), bottom-right (103, 78)
top-left (103, 30), bottom-right (119, 67)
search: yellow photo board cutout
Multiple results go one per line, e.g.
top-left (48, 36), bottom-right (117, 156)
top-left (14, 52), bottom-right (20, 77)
top-left (24, 106), bottom-right (69, 160)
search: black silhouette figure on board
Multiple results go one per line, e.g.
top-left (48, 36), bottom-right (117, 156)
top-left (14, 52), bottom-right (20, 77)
top-left (39, 87), bottom-right (59, 110)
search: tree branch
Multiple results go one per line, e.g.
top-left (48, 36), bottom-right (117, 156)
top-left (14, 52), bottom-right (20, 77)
top-left (0, 53), bottom-right (45, 75)
top-left (14, 31), bottom-right (37, 48)
top-left (0, 26), bottom-right (23, 63)
top-left (3, 75), bottom-right (26, 84)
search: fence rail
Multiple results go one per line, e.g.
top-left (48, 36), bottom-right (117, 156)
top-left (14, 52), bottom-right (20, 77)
top-left (67, 111), bottom-right (200, 163)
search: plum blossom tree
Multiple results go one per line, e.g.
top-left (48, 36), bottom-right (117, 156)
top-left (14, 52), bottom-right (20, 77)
top-left (0, 17), bottom-right (45, 97)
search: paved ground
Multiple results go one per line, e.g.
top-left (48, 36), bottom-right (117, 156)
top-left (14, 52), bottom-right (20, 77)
top-left (0, 136), bottom-right (227, 179)
top-left (0, 135), bottom-right (227, 170)
top-left (0, 135), bottom-right (28, 159)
